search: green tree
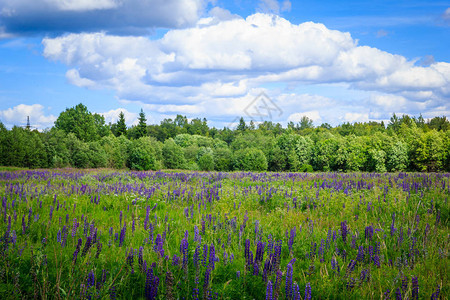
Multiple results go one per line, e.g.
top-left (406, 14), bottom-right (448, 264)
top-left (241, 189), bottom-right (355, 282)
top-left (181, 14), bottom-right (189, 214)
top-left (214, 147), bottom-right (233, 171)
top-left (233, 148), bottom-right (268, 171)
top-left (115, 111), bottom-right (127, 137)
top-left (54, 103), bottom-right (101, 142)
top-left (127, 137), bottom-right (160, 170)
top-left (299, 116), bottom-right (314, 130)
top-left (236, 117), bottom-right (247, 132)
top-left (386, 140), bottom-right (408, 172)
top-left (101, 135), bottom-right (130, 169)
top-left (198, 153), bottom-right (215, 171)
top-left (162, 139), bottom-right (186, 169)
top-left (136, 109), bottom-right (147, 139)
top-left (87, 141), bottom-right (107, 168)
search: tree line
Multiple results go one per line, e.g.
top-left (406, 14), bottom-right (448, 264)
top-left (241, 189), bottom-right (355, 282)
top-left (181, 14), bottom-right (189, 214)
top-left (0, 103), bottom-right (449, 172)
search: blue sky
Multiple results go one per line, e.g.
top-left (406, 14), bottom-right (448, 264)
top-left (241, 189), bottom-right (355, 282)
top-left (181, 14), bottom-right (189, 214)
top-left (0, 0), bottom-right (449, 130)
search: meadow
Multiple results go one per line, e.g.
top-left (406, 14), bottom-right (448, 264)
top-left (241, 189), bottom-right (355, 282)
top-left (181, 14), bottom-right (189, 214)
top-left (0, 169), bottom-right (448, 299)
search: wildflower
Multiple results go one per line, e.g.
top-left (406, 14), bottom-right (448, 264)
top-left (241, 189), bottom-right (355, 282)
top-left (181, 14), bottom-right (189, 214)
top-left (304, 282), bottom-right (312, 300)
top-left (266, 280), bottom-right (273, 300)
top-left (285, 263), bottom-right (293, 299)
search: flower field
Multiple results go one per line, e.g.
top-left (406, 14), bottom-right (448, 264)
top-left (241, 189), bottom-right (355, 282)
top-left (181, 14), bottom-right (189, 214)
top-left (0, 169), bottom-right (448, 299)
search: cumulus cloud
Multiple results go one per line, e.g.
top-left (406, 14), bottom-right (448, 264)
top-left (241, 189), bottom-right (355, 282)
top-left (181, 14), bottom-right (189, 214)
top-left (99, 108), bottom-right (138, 126)
top-left (287, 111), bottom-right (321, 124)
top-left (40, 13), bottom-right (450, 126)
top-left (0, 104), bottom-right (56, 129)
top-left (0, 0), bottom-right (207, 35)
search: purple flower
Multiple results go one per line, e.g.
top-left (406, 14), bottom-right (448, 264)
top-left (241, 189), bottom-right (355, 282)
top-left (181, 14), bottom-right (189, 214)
top-left (431, 285), bottom-right (440, 300)
top-left (209, 243), bottom-right (215, 270)
top-left (285, 263), bottom-right (293, 299)
top-left (341, 221), bottom-right (348, 243)
top-left (411, 276), bottom-right (419, 300)
top-left (304, 282), bottom-right (311, 300)
top-left (266, 280), bottom-right (273, 300)
top-left (119, 223), bottom-right (126, 247)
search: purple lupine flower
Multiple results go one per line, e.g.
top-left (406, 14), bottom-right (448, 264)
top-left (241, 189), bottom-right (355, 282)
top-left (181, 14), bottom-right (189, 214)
top-left (356, 246), bottom-right (365, 262)
top-left (209, 243), bottom-right (216, 270)
top-left (255, 241), bottom-right (265, 266)
top-left (288, 227), bottom-right (296, 253)
top-left (331, 257), bottom-right (340, 274)
top-left (245, 239), bottom-right (250, 266)
top-left (431, 285), bottom-right (440, 300)
top-left (138, 246), bottom-right (144, 268)
top-left (373, 255), bottom-right (380, 267)
top-left (365, 225), bottom-right (374, 241)
top-left (395, 288), bottom-right (402, 300)
top-left (274, 269), bottom-right (282, 295)
top-left (293, 282), bottom-right (300, 300)
top-left (132, 219), bottom-right (135, 233)
top-left (95, 242), bottom-right (102, 259)
top-left (202, 243), bottom-right (208, 267)
top-left (73, 238), bottom-right (82, 264)
top-left (401, 275), bottom-right (408, 294)
top-left (203, 268), bottom-right (211, 298)
top-left (347, 278), bottom-right (355, 291)
top-left (109, 285), bottom-right (116, 300)
top-left (341, 221), bottom-right (348, 243)
top-left (266, 280), bottom-right (273, 300)
top-left (383, 288), bottom-right (390, 299)
top-left (87, 270), bottom-right (95, 288)
top-left (181, 238), bottom-right (189, 271)
top-left (193, 245), bottom-right (200, 269)
top-left (72, 218), bottom-right (78, 237)
top-left (346, 260), bottom-right (356, 274)
top-left (304, 282), bottom-right (311, 300)
top-left (119, 223), bottom-right (126, 247)
top-left (411, 275), bottom-right (419, 299)
top-left (253, 262), bottom-right (259, 275)
top-left (236, 271), bottom-right (240, 278)
top-left (285, 263), bottom-right (293, 299)
top-left (81, 236), bottom-right (92, 257)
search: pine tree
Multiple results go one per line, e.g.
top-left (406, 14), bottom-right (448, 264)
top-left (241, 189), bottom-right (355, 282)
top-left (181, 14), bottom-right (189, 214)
top-left (137, 109), bottom-right (147, 138)
top-left (116, 111), bottom-right (127, 137)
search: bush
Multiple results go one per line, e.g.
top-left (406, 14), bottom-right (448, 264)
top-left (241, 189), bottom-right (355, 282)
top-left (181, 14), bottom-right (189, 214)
top-left (127, 137), bottom-right (158, 171)
top-left (198, 153), bottom-right (215, 171)
top-left (214, 148), bottom-right (233, 171)
top-left (233, 148), bottom-right (268, 171)
top-left (162, 139), bottom-right (186, 169)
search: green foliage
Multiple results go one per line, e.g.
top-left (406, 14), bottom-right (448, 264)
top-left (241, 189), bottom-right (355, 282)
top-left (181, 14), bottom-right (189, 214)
top-left (136, 109), bottom-right (147, 139)
top-left (386, 140), bottom-right (408, 172)
top-left (1, 104), bottom-right (449, 173)
top-left (127, 137), bottom-right (160, 171)
top-left (115, 111), bottom-right (127, 137)
top-left (162, 138), bottom-right (186, 169)
top-left (213, 147), bottom-right (233, 171)
top-left (100, 135), bottom-right (131, 169)
top-left (198, 152), bottom-right (215, 171)
top-left (54, 103), bottom-right (108, 142)
top-left (233, 148), bottom-right (268, 171)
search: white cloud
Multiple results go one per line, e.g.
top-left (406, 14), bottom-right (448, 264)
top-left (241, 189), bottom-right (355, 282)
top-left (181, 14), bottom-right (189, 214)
top-left (343, 112), bottom-right (369, 123)
top-left (0, 104), bottom-right (56, 129)
top-left (0, 0), bottom-right (207, 35)
top-left (46, 0), bottom-right (119, 12)
top-left (287, 111), bottom-right (321, 124)
top-left (40, 13), bottom-right (450, 126)
top-left (98, 108), bottom-right (138, 126)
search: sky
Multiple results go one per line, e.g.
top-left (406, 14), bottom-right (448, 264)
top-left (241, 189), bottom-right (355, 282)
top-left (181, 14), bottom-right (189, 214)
top-left (0, 0), bottom-right (449, 130)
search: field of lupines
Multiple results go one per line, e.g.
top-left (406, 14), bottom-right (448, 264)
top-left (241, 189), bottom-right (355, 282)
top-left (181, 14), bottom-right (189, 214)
top-left (0, 169), bottom-right (448, 299)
